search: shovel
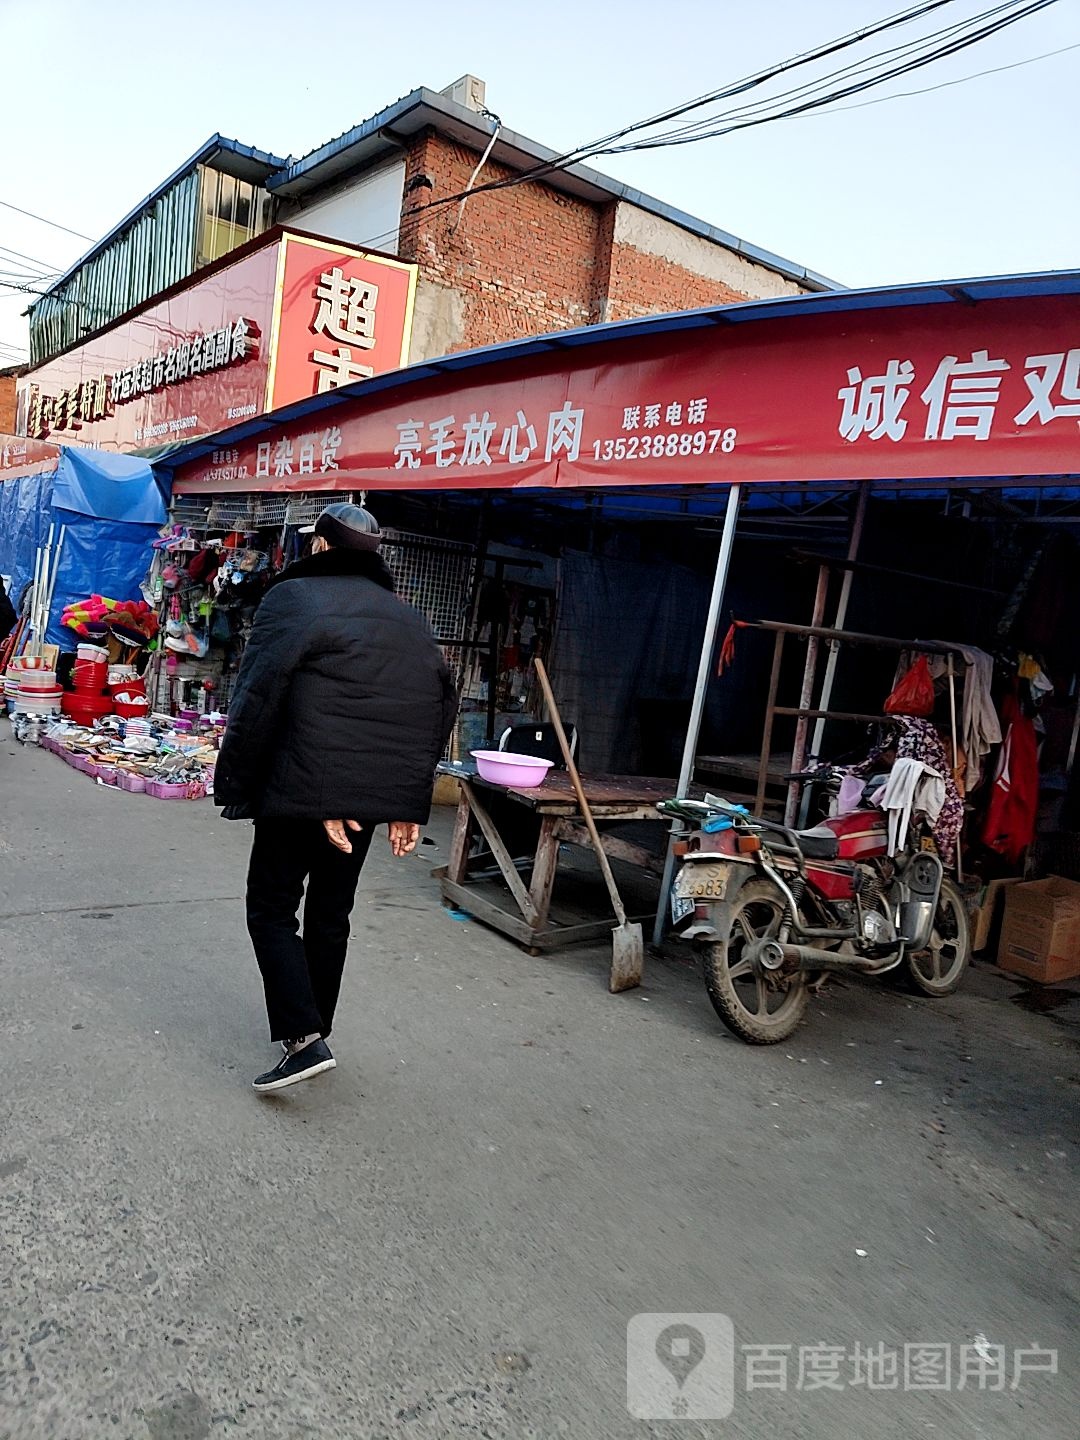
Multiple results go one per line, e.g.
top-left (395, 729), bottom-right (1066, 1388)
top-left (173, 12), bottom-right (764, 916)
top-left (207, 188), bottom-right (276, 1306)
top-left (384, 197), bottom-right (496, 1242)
top-left (534, 659), bottom-right (644, 993)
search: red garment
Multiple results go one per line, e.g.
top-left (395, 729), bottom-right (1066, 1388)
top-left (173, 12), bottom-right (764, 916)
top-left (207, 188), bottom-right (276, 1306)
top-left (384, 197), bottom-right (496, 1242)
top-left (980, 691), bottom-right (1038, 863)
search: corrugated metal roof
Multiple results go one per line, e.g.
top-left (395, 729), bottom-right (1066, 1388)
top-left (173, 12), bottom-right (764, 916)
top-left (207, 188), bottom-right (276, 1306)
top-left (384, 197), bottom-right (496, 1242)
top-left (31, 136), bottom-right (289, 303)
top-left (153, 267), bottom-right (1080, 476)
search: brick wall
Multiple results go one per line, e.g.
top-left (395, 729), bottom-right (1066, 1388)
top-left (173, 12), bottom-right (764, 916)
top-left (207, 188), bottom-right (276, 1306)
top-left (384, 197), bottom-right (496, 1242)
top-left (0, 373), bottom-right (19, 432)
top-left (605, 243), bottom-right (746, 323)
top-left (399, 131), bottom-right (810, 360)
top-left (400, 131), bottom-right (602, 354)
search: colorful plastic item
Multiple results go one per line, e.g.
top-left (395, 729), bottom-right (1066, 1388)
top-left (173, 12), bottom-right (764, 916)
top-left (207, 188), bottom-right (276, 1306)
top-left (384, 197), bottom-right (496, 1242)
top-left (471, 750), bottom-right (554, 788)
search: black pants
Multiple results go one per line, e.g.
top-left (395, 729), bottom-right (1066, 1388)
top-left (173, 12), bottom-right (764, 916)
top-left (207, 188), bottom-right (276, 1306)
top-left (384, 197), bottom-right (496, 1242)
top-left (246, 819), bottom-right (374, 1042)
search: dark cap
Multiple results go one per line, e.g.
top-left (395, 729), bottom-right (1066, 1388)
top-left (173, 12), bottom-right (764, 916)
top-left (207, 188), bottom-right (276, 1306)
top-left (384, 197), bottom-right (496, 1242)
top-left (302, 502), bottom-right (382, 551)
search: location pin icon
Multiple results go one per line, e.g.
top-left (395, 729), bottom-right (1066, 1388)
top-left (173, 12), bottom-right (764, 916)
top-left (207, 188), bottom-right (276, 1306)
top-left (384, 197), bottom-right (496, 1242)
top-left (656, 1323), bottom-right (706, 1390)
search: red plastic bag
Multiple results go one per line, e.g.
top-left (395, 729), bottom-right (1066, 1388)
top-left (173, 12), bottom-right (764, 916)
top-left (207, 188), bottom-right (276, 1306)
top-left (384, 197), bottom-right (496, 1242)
top-left (884, 655), bottom-right (935, 717)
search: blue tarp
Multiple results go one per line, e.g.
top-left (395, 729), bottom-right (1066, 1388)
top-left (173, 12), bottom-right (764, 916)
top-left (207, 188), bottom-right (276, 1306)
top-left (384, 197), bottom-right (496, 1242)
top-left (0, 449), bottom-right (168, 646)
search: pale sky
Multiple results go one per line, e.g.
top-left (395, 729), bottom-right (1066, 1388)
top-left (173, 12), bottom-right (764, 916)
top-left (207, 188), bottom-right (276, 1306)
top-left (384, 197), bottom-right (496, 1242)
top-left (0, 0), bottom-right (1076, 363)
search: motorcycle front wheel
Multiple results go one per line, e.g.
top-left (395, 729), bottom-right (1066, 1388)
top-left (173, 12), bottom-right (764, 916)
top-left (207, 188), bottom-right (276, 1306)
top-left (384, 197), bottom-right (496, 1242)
top-left (702, 878), bottom-right (809, 1044)
top-left (904, 877), bottom-right (971, 996)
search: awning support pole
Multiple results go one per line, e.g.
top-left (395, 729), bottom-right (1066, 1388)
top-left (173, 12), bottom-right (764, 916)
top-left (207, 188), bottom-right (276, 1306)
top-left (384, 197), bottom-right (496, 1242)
top-left (804, 484), bottom-right (870, 793)
top-left (652, 484), bottom-right (742, 948)
top-left (785, 562), bottom-right (830, 825)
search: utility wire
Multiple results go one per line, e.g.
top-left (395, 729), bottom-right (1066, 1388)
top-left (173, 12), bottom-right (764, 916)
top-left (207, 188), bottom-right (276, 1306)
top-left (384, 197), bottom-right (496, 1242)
top-left (403, 0), bottom-right (1058, 214)
top-left (0, 243), bottom-right (62, 273)
top-left (0, 198), bottom-right (92, 241)
top-left (622, 0), bottom-right (1035, 142)
top-left (307, 2), bottom-right (975, 255)
top-left (803, 38), bottom-right (1080, 114)
top-left (605, 0), bottom-right (1059, 150)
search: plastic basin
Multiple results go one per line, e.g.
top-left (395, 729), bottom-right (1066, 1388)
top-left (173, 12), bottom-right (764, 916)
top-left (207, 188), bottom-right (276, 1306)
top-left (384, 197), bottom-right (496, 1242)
top-left (471, 750), bottom-right (554, 788)
top-left (61, 692), bottom-right (114, 722)
top-left (72, 660), bottom-right (108, 691)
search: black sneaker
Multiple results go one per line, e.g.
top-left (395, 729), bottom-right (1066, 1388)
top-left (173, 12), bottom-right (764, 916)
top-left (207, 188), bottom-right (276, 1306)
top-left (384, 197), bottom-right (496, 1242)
top-left (253, 1038), bottom-right (336, 1093)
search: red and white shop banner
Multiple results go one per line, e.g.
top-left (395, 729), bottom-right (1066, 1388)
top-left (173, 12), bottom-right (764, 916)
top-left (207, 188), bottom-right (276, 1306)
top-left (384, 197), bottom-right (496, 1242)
top-left (172, 293), bottom-right (1080, 494)
top-left (0, 434), bottom-right (62, 481)
top-left (16, 231), bottom-right (416, 455)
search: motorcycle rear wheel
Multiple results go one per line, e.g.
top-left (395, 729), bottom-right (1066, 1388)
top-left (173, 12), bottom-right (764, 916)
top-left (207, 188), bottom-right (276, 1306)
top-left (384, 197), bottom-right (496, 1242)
top-left (702, 878), bottom-right (809, 1044)
top-left (904, 877), bottom-right (970, 996)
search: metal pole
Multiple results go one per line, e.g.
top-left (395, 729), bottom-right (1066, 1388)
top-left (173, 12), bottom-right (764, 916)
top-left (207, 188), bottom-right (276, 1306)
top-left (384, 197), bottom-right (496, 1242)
top-left (652, 484), bottom-right (742, 947)
top-left (44, 526), bottom-right (65, 646)
top-left (808, 484), bottom-right (869, 765)
top-left (28, 545), bottom-right (42, 657)
top-left (785, 563), bottom-right (830, 825)
top-left (946, 652), bottom-right (963, 885)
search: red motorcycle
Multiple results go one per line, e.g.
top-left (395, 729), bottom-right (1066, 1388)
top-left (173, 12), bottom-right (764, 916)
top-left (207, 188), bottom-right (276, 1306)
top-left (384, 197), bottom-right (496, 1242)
top-left (663, 769), bottom-right (970, 1044)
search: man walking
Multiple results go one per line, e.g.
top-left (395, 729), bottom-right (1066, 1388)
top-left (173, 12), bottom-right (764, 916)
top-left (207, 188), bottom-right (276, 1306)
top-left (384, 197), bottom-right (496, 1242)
top-left (214, 503), bottom-right (457, 1093)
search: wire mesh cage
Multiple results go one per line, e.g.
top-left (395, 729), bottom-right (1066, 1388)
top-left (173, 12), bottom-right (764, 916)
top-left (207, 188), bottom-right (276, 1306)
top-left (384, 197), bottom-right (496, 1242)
top-left (207, 497), bottom-right (258, 531)
top-left (169, 492), bottom-right (358, 534)
top-left (381, 529), bottom-right (477, 689)
top-left (169, 499), bottom-right (216, 530)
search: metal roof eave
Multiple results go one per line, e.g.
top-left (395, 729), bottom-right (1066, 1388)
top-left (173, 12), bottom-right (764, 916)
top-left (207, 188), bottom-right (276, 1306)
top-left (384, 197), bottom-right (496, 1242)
top-left (30, 135), bottom-right (290, 309)
top-left (267, 87), bottom-right (838, 293)
top-left (155, 266), bottom-right (1080, 479)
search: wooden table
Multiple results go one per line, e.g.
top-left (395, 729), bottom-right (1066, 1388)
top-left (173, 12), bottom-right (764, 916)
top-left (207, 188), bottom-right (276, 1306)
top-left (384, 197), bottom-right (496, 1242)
top-left (435, 767), bottom-right (673, 953)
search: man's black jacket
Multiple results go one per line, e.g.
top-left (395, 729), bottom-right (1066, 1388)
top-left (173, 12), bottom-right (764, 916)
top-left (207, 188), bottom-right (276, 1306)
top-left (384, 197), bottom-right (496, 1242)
top-left (214, 548), bottom-right (458, 823)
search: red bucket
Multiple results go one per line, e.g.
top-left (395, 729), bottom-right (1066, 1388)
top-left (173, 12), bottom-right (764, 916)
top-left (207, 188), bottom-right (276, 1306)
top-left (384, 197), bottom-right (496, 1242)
top-left (114, 697), bottom-right (150, 719)
top-left (72, 660), bottom-right (109, 692)
top-left (61, 692), bottom-right (114, 723)
top-left (109, 676), bottom-right (146, 698)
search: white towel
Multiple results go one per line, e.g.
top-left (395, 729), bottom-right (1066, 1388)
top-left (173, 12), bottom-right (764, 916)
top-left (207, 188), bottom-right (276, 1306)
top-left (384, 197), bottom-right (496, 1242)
top-left (874, 758), bottom-right (945, 855)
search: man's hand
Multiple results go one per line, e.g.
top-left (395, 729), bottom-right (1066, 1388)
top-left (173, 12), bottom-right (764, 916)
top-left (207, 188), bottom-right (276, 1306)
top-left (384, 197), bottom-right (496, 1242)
top-left (324, 819), bottom-right (363, 854)
top-left (388, 822), bottom-right (420, 857)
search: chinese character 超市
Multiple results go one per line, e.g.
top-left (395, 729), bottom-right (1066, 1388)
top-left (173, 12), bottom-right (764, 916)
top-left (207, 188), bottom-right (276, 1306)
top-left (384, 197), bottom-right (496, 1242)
top-left (311, 346), bottom-right (375, 394)
top-left (313, 266), bottom-right (379, 349)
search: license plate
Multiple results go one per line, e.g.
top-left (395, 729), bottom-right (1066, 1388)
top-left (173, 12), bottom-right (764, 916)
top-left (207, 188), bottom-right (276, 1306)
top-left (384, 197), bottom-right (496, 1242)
top-left (670, 893), bottom-right (695, 925)
top-left (674, 861), bottom-right (731, 902)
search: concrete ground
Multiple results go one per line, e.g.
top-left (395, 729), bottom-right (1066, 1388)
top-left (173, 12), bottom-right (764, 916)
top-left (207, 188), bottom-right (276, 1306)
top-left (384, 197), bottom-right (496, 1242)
top-left (0, 742), bottom-right (1077, 1440)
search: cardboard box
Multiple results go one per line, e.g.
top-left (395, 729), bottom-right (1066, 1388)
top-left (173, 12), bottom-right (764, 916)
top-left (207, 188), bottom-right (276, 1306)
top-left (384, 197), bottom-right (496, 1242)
top-left (998, 876), bottom-right (1080, 985)
top-left (972, 877), bottom-right (1023, 954)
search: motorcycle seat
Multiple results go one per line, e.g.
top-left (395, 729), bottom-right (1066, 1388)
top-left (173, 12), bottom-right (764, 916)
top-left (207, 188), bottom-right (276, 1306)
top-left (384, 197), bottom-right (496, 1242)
top-left (796, 826), bottom-right (840, 860)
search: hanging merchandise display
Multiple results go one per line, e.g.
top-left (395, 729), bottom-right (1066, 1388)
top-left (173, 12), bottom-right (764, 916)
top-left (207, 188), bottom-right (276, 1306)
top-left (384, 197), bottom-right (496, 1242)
top-left (883, 655), bottom-right (936, 718)
top-left (981, 687), bottom-right (1040, 864)
top-left (863, 715), bottom-right (965, 867)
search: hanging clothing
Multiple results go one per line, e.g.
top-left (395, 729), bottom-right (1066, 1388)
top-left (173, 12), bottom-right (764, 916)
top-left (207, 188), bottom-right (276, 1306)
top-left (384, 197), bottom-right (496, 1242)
top-left (922, 644), bottom-right (1001, 792)
top-left (872, 758), bottom-right (946, 856)
top-left (864, 716), bottom-right (965, 866)
top-left (981, 691), bottom-right (1039, 864)
top-left (1018, 652), bottom-right (1054, 703)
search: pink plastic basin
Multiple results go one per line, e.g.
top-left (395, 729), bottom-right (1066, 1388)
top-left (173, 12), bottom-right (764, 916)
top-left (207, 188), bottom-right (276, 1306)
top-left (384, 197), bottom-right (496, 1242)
top-left (472, 750), bottom-right (554, 788)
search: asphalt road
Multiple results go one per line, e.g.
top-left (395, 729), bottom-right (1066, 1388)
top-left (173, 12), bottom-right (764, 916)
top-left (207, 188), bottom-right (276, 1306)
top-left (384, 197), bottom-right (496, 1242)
top-left (0, 743), bottom-right (1077, 1439)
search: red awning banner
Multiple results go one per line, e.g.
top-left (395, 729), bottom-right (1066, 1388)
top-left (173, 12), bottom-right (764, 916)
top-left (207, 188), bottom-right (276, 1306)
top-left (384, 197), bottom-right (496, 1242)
top-left (171, 294), bottom-right (1080, 494)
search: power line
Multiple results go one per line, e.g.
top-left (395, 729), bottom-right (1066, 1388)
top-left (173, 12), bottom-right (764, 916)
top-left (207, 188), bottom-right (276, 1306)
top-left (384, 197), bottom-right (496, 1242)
top-left (612, 0), bottom-right (1033, 143)
top-left (330, 5), bottom-right (973, 254)
top-left (400, 0), bottom-right (1058, 217)
top-left (0, 278), bottom-right (51, 297)
top-left (538, 0), bottom-right (964, 175)
top-left (604, 0), bottom-right (1060, 151)
top-left (803, 38), bottom-right (1080, 114)
top-left (0, 197), bottom-right (93, 241)
top-left (0, 243), bottom-right (62, 273)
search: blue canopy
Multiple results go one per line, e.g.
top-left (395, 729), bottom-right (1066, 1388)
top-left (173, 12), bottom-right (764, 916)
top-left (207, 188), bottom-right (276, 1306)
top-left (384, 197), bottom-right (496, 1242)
top-left (0, 448), bottom-right (169, 646)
